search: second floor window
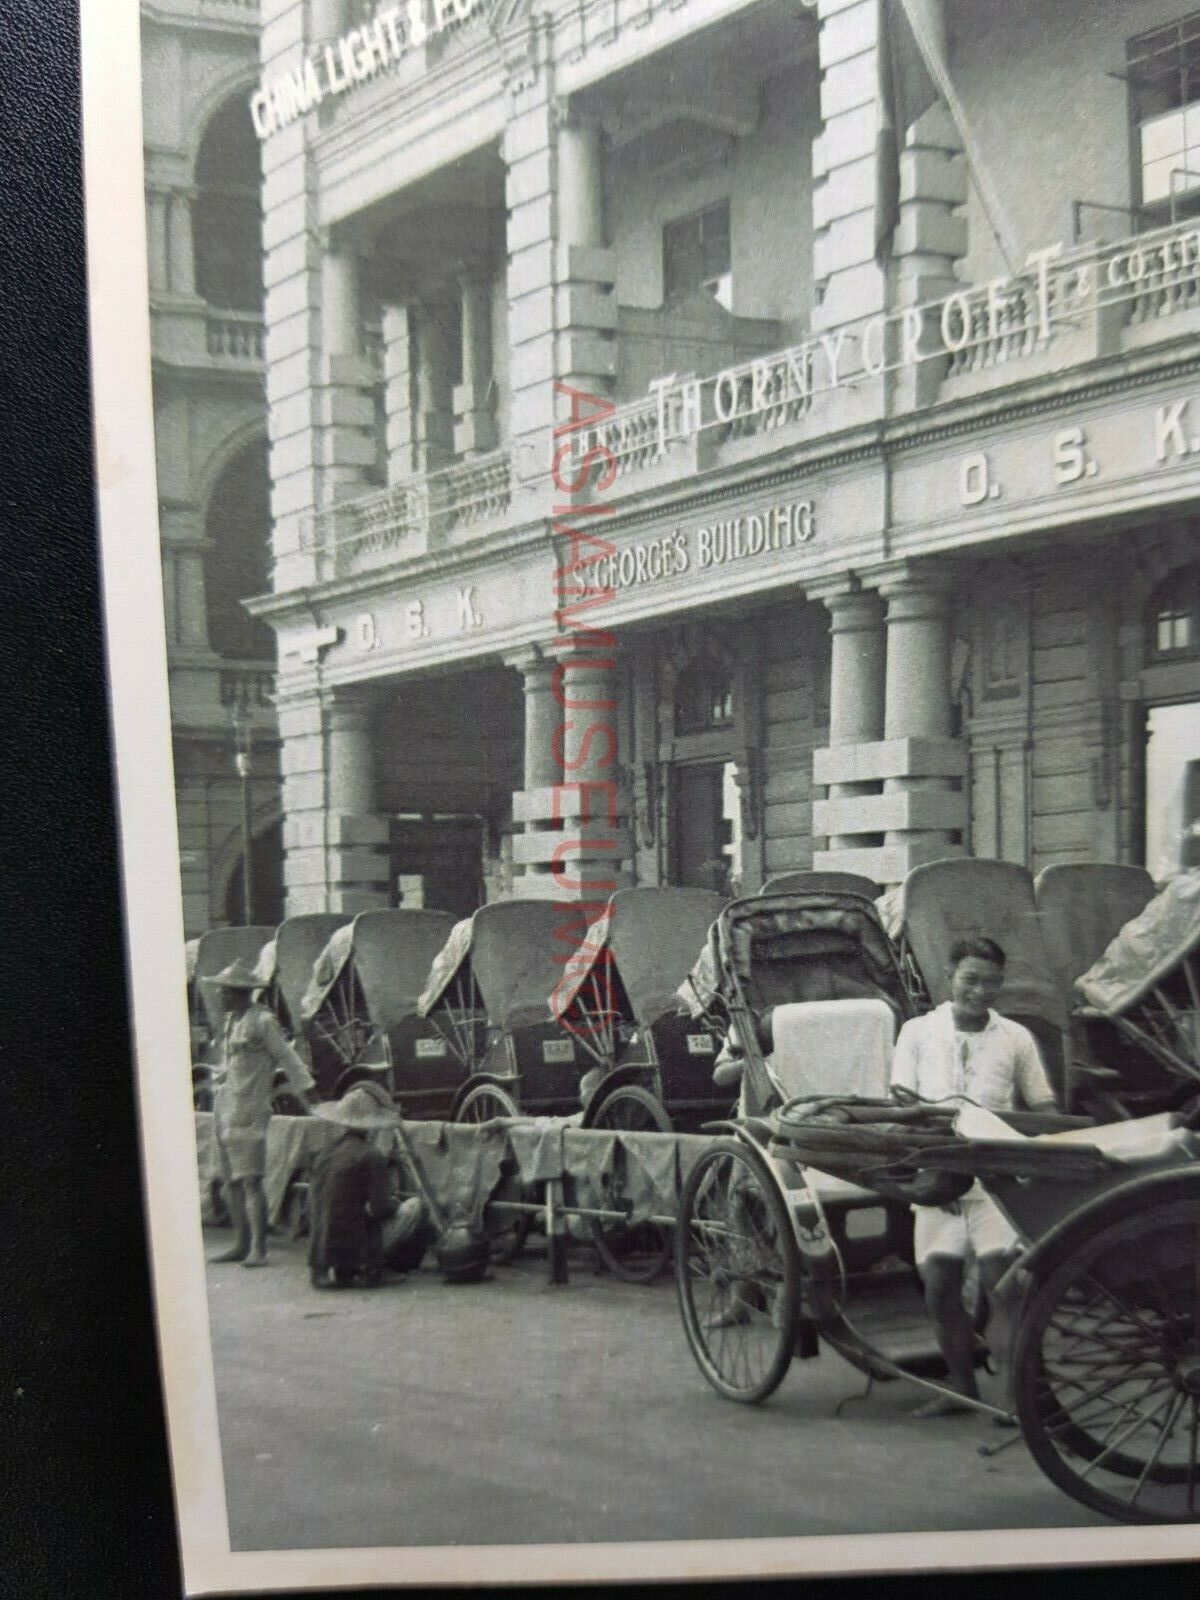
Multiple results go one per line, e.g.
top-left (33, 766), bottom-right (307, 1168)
top-left (1148, 562), bottom-right (1200, 663)
top-left (663, 201), bottom-right (731, 307)
top-left (1129, 15), bottom-right (1200, 217)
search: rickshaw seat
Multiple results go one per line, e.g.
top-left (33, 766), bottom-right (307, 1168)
top-left (767, 998), bottom-right (895, 1103)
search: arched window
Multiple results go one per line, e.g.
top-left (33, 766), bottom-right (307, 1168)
top-left (1147, 562), bottom-right (1200, 662)
top-left (674, 654), bottom-right (735, 735)
top-left (193, 93), bottom-right (262, 312)
top-left (205, 440), bottom-right (274, 661)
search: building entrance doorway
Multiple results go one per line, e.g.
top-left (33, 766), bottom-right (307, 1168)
top-left (671, 760), bottom-right (741, 896)
top-left (1145, 701), bottom-right (1200, 877)
top-left (224, 819), bottom-right (284, 928)
top-left (389, 815), bottom-right (484, 918)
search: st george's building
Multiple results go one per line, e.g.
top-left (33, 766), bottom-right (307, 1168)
top-left (248, 0), bottom-right (1200, 920)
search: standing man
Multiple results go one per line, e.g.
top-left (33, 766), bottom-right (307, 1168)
top-left (206, 959), bottom-right (317, 1268)
top-left (890, 937), bottom-right (1057, 1416)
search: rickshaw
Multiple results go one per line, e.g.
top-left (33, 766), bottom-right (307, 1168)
top-left (552, 887), bottom-right (729, 1132)
top-left (672, 885), bottom-right (1200, 1525)
top-left (1072, 869), bottom-right (1200, 1118)
top-left (550, 887), bottom-right (727, 1280)
top-left (416, 899), bottom-right (589, 1122)
top-left (250, 912), bottom-right (351, 1109)
top-left (1034, 863), bottom-right (1158, 1116)
top-left (299, 908), bottom-right (459, 1109)
top-left (188, 925), bottom-right (275, 1107)
top-left (896, 859), bottom-right (1071, 1103)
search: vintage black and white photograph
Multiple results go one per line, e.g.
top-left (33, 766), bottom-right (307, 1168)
top-left (85, 0), bottom-right (1200, 1587)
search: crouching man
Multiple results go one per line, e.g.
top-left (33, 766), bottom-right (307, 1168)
top-left (308, 1080), bottom-right (437, 1289)
top-left (890, 937), bottom-right (1056, 1417)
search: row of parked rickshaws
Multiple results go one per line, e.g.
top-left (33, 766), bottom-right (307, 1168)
top-left (190, 860), bottom-right (1200, 1524)
top-left (189, 858), bottom-right (1200, 1131)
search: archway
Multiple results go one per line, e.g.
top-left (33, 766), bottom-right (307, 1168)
top-left (204, 438), bottom-right (274, 661)
top-left (224, 818), bottom-right (285, 928)
top-left (193, 90), bottom-right (262, 312)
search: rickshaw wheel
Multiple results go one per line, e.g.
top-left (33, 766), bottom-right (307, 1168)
top-left (1014, 1196), bottom-right (1200, 1524)
top-left (675, 1137), bottom-right (800, 1404)
top-left (455, 1083), bottom-right (531, 1265)
top-left (589, 1085), bottom-right (674, 1285)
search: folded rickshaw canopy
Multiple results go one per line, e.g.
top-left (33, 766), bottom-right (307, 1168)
top-left (1076, 869), bottom-right (1200, 1015)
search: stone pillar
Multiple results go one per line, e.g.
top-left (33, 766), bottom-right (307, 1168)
top-left (412, 298), bottom-right (456, 473)
top-left (507, 645), bottom-right (632, 899)
top-left (309, 0), bottom-right (344, 42)
top-left (504, 85), bottom-right (616, 510)
top-left (813, 567), bottom-right (966, 883)
top-left (382, 303), bottom-right (416, 483)
top-left (453, 274), bottom-right (496, 457)
top-left (278, 687), bottom-right (389, 916)
top-left (261, 0), bottom-right (380, 589)
top-left (168, 190), bottom-right (195, 297)
top-left (811, 587), bottom-right (886, 853)
top-left (811, 0), bottom-right (888, 331)
top-left (146, 189), bottom-right (169, 294)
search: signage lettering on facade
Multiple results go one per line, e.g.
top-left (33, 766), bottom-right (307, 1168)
top-left (578, 499), bottom-right (815, 597)
top-left (646, 229), bottom-right (1200, 456)
top-left (250, 0), bottom-right (479, 140)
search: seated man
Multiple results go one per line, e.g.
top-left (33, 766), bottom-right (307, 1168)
top-left (890, 936), bottom-right (1057, 1418)
top-left (308, 1081), bottom-right (437, 1289)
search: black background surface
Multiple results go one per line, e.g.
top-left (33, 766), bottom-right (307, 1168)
top-left (0, 1), bottom-right (1190, 1597)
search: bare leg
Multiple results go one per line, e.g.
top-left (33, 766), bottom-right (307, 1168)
top-left (913, 1253), bottom-right (978, 1416)
top-left (979, 1251), bottom-right (1020, 1417)
top-left (210, 1180), bottom-right (250, 1262)
top-left (241, 1177), bottom-right (269, 1267)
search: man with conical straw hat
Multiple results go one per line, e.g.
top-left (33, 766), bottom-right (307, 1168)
top-left (308, 1080), bottom-right (436, 1289)
top-left (204, 958), bottom-right (317, 1267)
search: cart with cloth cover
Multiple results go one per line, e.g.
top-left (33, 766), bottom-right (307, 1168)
top-left (1073, 869), bottom-right (1200, 1118)
top-left (299, 908), bottom-right (459, 1110)
top-left (672, 883), bottom-right (1200, 1524)
top-left (1033, 863), bottom-right (1157, 1114)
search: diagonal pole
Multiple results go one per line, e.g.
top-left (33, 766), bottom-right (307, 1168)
top-left (895, 0), bottom-right (1020, 273)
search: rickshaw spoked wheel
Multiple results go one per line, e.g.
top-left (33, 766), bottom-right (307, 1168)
top-left (589, 1085), bottom-right (674, 1285)
top-left (454, 1083), bottom-right (531, 1265)
top-left (1013, 1196), bottom-right (1200, 1523)
top-left (675, 1137), bottom-right (800, 1404)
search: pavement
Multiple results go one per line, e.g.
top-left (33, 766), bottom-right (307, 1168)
top-left (204, 1230), bottom-right (1105, 1552)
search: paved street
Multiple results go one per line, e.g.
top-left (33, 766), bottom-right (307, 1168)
top-left (204, 1229), bottom-right (1104, 1551)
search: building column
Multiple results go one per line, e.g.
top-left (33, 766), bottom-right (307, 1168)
top-left (507, 646), bottom-right (632, 900)
top-left (505, 86), bottom-right (616, 510)
top-left (167, 190), bottom-right (195, 298)
top-left (382, 302), bottom-right (416, 484)
top-left (311, 247), bottom-right (378, 528)
top-left (811, 0), bottom-right (888, 331)
top-left (278, 688), bottom-right (389, 916)
top-left (453, 273), bottom-right (496, 458)
top-left (146, 189), bottom-right (169, 295)
top-left (412, 298), bottom-right (456, 473)
top-left (813, 568), bottom-right (966, 883)
top-left (811, 587), bottom-right (886, 855)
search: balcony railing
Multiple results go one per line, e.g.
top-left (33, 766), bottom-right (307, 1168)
top-left (295, 449), bottom-right (512, 579)
top-left (205, 312), bottom-right (264, 364)
top-left (218, 666), bottom-right (275, 711)
top-left (944, 218), bottom-right (1200, 381)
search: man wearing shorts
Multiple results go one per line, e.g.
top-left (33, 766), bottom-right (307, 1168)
top-left (207, 958), bottom-right (317, 1267)
top-left (890, 937), bottom-right (1056, 1416)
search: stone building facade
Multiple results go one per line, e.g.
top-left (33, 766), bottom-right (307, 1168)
top-left (249, 0), bottom-right (1200, 918)
top-left (143, 0), bottom-right (284, 935)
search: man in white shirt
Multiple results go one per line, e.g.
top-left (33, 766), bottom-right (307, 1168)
top-left (890, 936), bottom-right (1056, 1416)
